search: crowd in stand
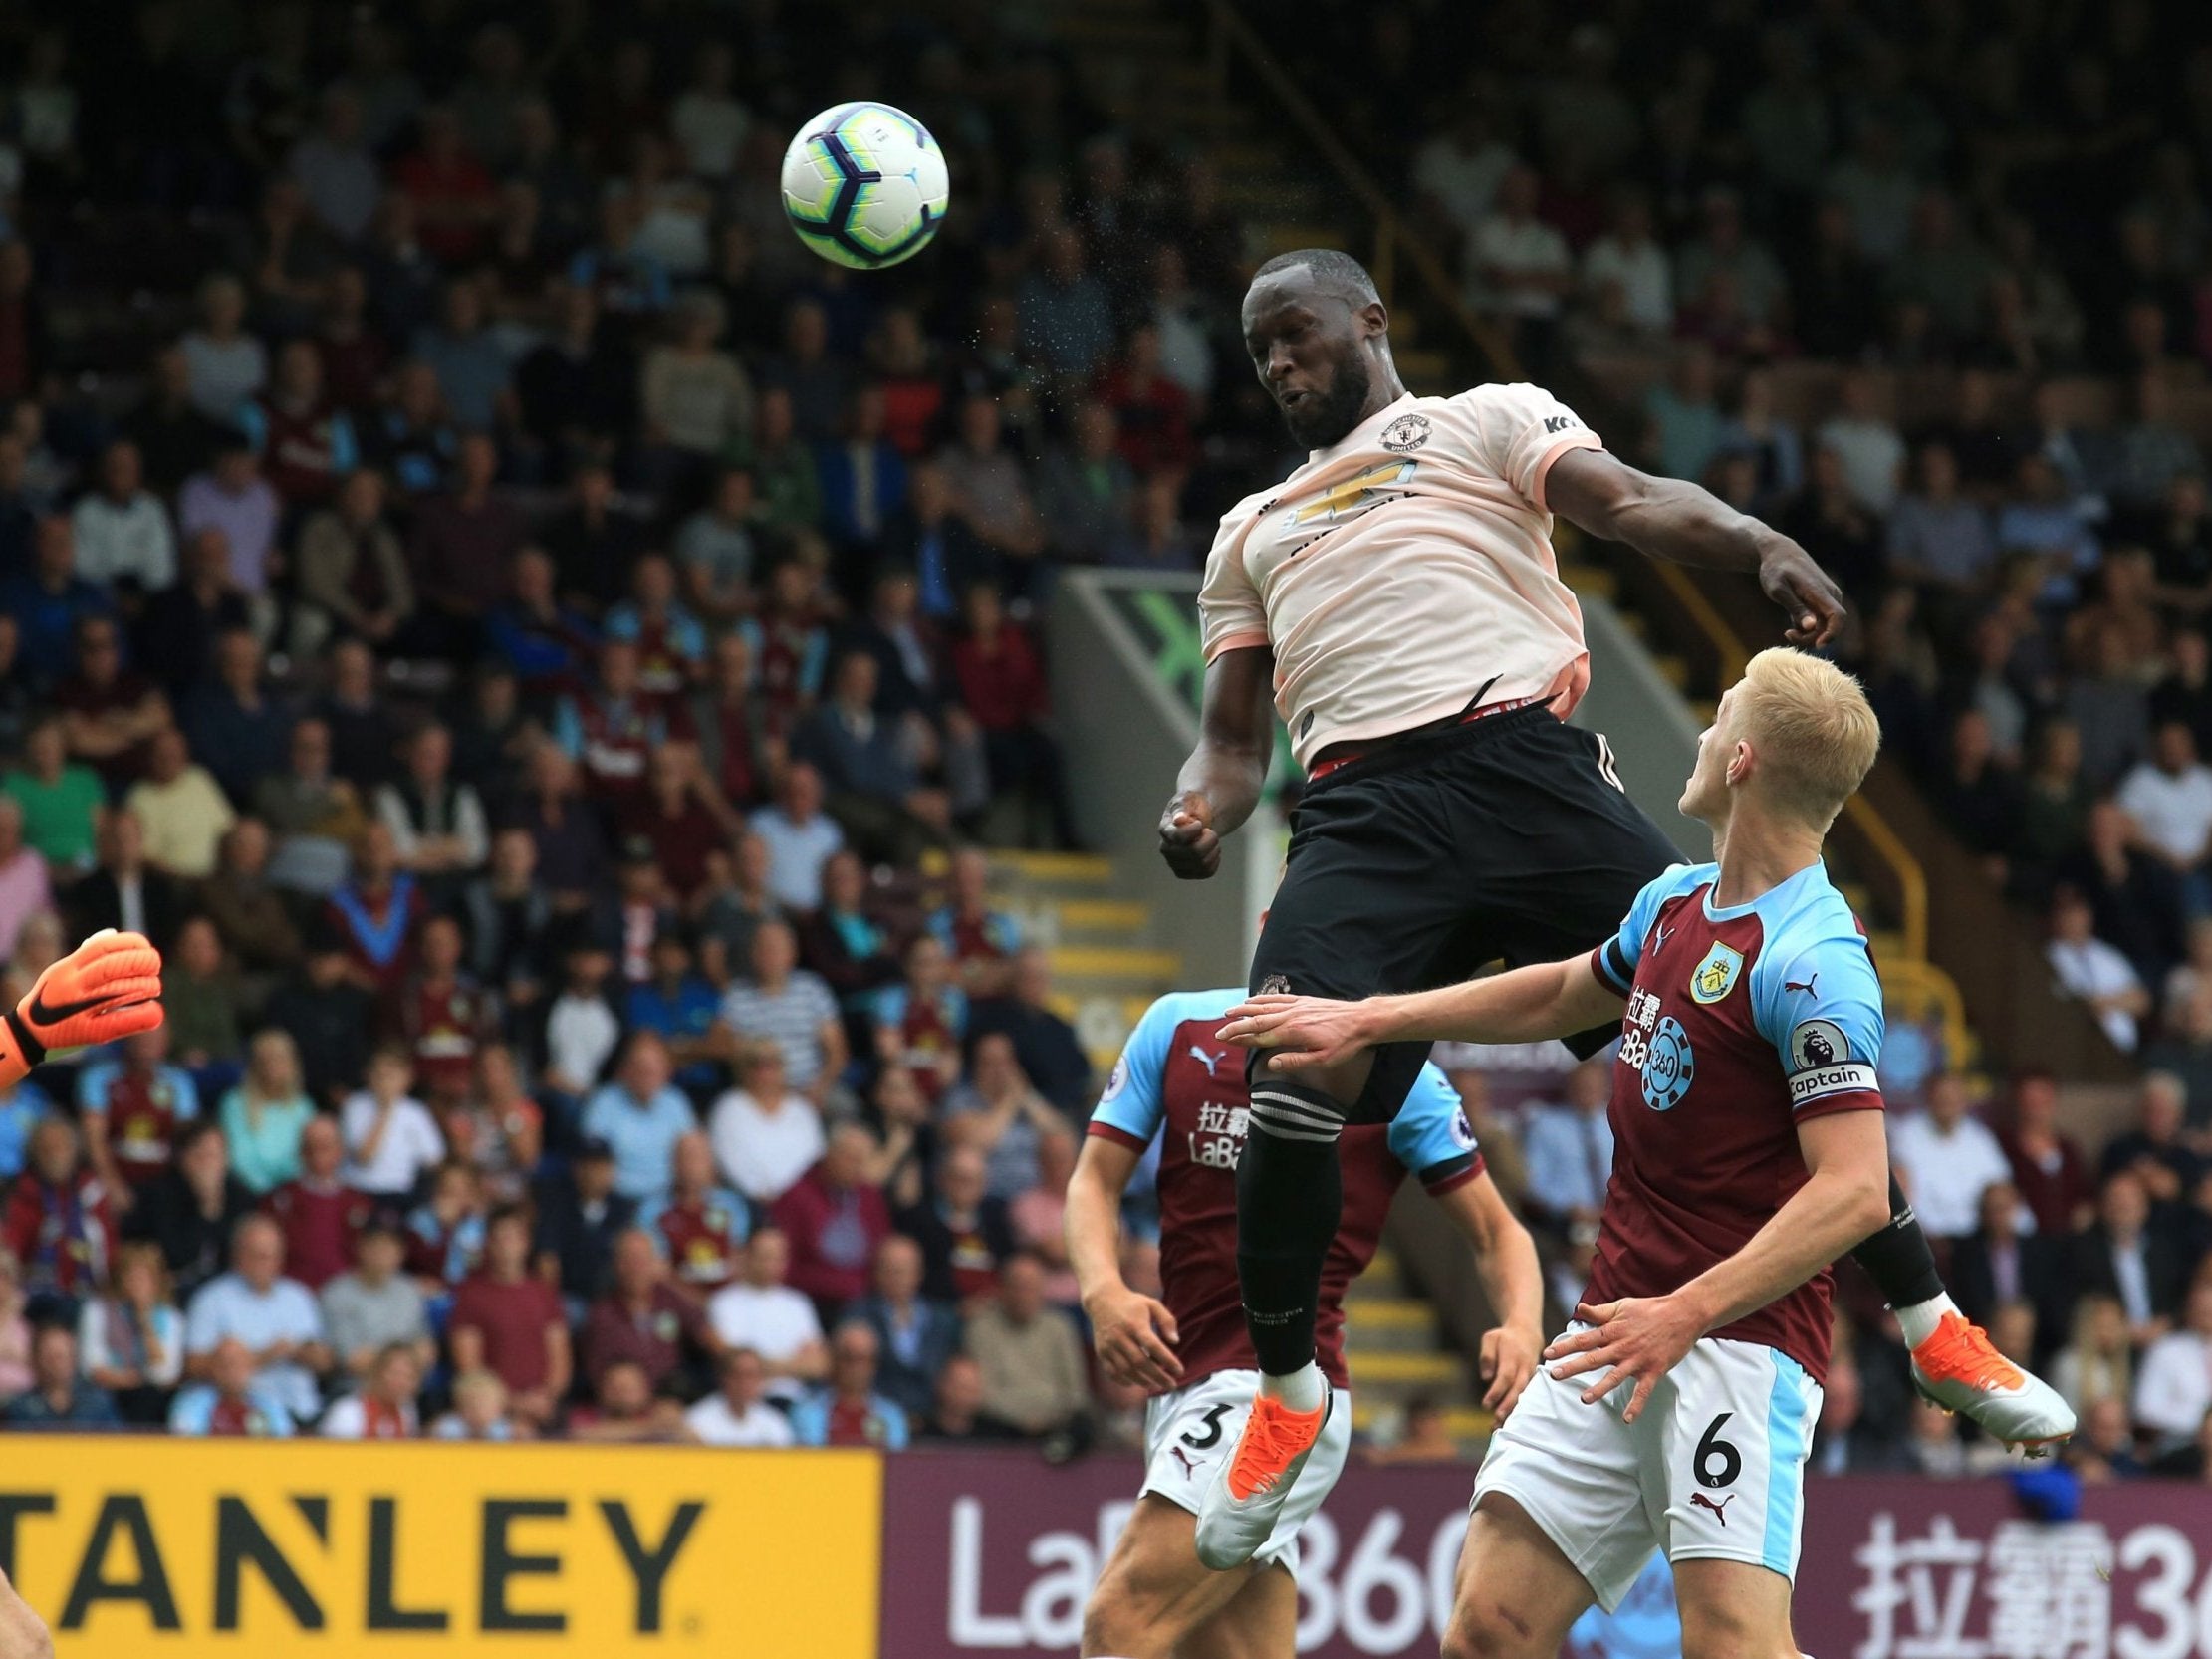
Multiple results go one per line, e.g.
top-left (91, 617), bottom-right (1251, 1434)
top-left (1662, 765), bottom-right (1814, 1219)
top-left (4, 0), bottom-right (2212, 1478)
top-left (0, 0), bottom-right (1277, 1454)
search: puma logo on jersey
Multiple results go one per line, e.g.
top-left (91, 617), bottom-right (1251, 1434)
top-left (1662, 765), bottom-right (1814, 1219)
top-left (1169, 1446), bottom-right (1199, 1479)
top-left (1690, 1492), bottom-right (1735, 1525)
top-left (1785, 975), bottom-right (1819, 996)
top-left (1654, 924), bottom-right (1675, 949)
top-left (1187, 1045), bottom-right (1227, 1076)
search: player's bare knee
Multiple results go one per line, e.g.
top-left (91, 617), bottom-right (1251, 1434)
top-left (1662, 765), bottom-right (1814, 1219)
top-left (1441, 1594), bottom-right (1551, 1659)
top-left (1081, 1567), bottom-right (1165, 1658)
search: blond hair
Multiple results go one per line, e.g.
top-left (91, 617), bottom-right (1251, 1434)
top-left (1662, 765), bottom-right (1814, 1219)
top-left (1728, 648), bottom-right (1881, 826)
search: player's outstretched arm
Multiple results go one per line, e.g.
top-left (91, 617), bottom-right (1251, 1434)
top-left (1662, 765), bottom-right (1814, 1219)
top-left (1430, 1169), bottom-right (1547, 1418)
top-left (1545, 447), bottom-right (1845, 648)
top-left (1159, 645), bottom-right (1276, 880)
top-left (1066, 1135), bottom-right (1182, 1392)
top-left (0, 929), bottom-right (164, 1088)
top-left (1217, 953), bottom-right (1623, 1067)
top-left (1545, 1107), bottom-right (1891, 1421)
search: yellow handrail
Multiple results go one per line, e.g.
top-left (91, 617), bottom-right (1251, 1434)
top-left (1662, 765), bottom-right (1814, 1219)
top-left (1202, 0), bottom-right (1520, 382)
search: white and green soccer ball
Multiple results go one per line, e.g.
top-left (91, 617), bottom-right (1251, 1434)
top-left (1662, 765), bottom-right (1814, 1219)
top-left (781, 102), bottom-right (948, 270)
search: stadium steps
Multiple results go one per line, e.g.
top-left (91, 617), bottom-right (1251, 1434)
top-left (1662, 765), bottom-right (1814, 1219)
top-left (979, 851), bottom-right (1181, 1072)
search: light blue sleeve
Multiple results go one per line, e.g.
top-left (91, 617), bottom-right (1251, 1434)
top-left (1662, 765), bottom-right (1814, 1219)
top-left (879, 1399), bottom-right (910, 1451)
top-left (75, 1062), bottom-right (117, 1114)
top-left (1749, 908), bottom-right (1886, 1114)
top-left (551, 697), bottom-right (586, 760)
top-left (1088, 993), bottom-right (1192, 1147)
top-left (1594, 863), bottom-right (1711, 995)
top-left (788, 1395), bottom-right (827, 1447)
top-left (168, 1388), bottom-right (212, 1435)
top-left (169, 1068), bottom-right (201, 1123)
top-left (1386, 1064), bottom-right (1482, 1190)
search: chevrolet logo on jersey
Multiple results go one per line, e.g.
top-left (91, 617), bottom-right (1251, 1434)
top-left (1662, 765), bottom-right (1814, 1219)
top-left (1690, 942), bottom-right (1743, 1004)
top-left (1282, 459), bottom-right (1418, 530)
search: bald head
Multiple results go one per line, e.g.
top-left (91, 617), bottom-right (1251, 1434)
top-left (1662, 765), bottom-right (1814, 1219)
top-left (1251, 248), bottom-right (1381, 308)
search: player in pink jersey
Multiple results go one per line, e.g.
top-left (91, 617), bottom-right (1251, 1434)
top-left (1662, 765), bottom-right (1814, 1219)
top-left (1068, 986), bottom-right (1542, 1659)
top-left (1221, 651), bottom-right (2069, 1659)
top-left (1162, 248), bottom-right (2065, 1567)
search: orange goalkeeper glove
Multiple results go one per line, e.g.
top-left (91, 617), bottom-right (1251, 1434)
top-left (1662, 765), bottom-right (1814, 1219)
top-left (0, 929), bottom-right (165, 1086)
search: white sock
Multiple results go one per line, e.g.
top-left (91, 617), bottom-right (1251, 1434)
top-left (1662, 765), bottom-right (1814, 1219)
top-left (1260, 1361), bottom-right (1326, 1413)
top-left (1895, 1293), bottom-right (1959, 1349)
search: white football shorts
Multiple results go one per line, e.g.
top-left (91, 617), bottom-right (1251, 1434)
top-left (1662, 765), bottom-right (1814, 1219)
top-left (1139, 1367), bottom-right (1353, 1573)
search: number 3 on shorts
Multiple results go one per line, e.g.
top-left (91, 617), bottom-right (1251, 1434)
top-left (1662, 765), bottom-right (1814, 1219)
top-left (1181, 1402), bottom-right (1234, 1451)
top-left (1695, 1412), bottom-right (1741, 1488)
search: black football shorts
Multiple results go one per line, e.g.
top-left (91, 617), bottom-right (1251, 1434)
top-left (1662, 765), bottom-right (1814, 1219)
top-left (1247, 705), bottom-right (1685, 1124)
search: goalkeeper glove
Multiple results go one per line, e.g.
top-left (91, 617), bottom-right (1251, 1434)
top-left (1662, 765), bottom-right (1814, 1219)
top-left (0, 929), bottom-right (165, 1086)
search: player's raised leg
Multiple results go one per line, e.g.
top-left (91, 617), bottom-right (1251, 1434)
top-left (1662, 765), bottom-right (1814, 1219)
top-left (1179, 1566), bottom-right (1298, 1659)
top-left (1438, 1496), bottom-right (1599, 1659)
top-left (1082, 1497), bottom-right (1268, 1659)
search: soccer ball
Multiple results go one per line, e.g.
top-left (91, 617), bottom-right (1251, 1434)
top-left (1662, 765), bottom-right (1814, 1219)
top-left (781, 102), bottom-right (948, 270)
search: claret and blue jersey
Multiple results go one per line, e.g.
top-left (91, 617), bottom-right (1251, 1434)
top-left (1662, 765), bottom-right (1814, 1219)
top-left (1088, 988), bottom-right (1482, 1392)
top-left (1583, 860), bottom-right (1886, 1383)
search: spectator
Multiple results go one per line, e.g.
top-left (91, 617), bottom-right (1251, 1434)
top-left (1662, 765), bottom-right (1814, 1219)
top-left (255, 719), bottom-right (368, 899)
top-left (179, 274), bottom-right (268, 419)
top-left (296, 469), bottom-right (411, 651)
top-left (449, 1204), bottom-right (570, 1431)
top-left (168, 1335), bottom-right (293, 1436)
top-left (638, 1131), bottom-right (750, 1298)
top-left (123, 348), bottom-right (235, 498)
top-left (928, 846), bottom-right (1020, 996)
top-left (570, 1355), bottom-right (693, 1443)
top-left (2099, 1072), bottom-right (2204, 1204)
top-left (238, 340), bottom-right (359, 510)
top-left (708, 1041), bottom-right (826, 1209)
top-left (1889, 1072), bottom-right (2015, 1241)
top-left (641, 292), bottom-right (753, 463)
top-left (850, 1233), bottom-right (960, 1423)
top-left (625, 933), bottom-right (721, 1104)
top-left (2052, 1296), bottom-right (2134, 1417)
top-left (950, 584), bottom-right (1078, 849)
top-left (182, 627), bottom-right (292, 808)
top-left (967, 950), bottom-right (1089, 1119)
top-left (3, 716), bottom-right (103, 872)
top-left (2134, 1279), bottom-right (2212, 1452)
top-left (78, 1025), bottom-right (201, 1204)
top-left (406, 433), bottom-right (524, 654)
top-left (581, 1033), bottom-right (694, 1206)
top-left (715, 919), bottom-right (846, 1105)
top-left (439, 1044), bottom-right (543, 1206)
top-left (1036, 403), bottom-right (1135, 567)
top-left (1948, 1181), bottom-right (2069, 1347)
top-left (71, 439), bottom-right (175, 594)
top-left (65, 808), bottom-right (182, 950)
top-left (375, 724), bottom-right (488, 889)
top-left (124, 729), bottom-right (235, 880)
top-left (320, 1219), bottom-right (431, 1385)
top-left (749, 763), bottom-right (844, 914)
top-left (935, 396), bottom-right (1043, 576)
top-left (2073, 1171), bottom-right (2189, 1344)
top-left (389, 914), bottom-right (490, 1114)
top-left (1817, 371), bottom-right (1908, 516)
top-left (897, 1145), bottom-right (1015, 1306)
top-left (161, 916), bottom-right (246, 1075)
top-left (874, 934), bottom-right (967, 1106)
top-left (963, 1252), bottom-right (1088, 1440)
top-left (264, 1115), bottom-right (371, 1292)
top-left (1521, 1059), bottom-right (1615, 1241)
top-left (77, 1241), bottom-right (184, 1425)
top-left (265, 929), bottom-right (375, 1108)
top-left (1998, 1069), bottom-right (2093, 1239)
top-left (320, 1341), bottom-right (421, 1439)
top-left (686, 1346), bottom-right (795, 1447)
top-left (325, 823), bottom-right (425, 996)
top-left (0, 1248), bottom-right (25, 1398)
top-left (181, 1213), bottom-right (330, 1423)
top-left (539, 932), bottom-right (621, 1104)
top-left (1887, 442), bottom-right (1995, 597)
top-left (2, 1322), bottom-right (117, 1429)
top-left (3, 1115), bottom-right (117, 1306)
top-left (402, 1158), bottom-right (485, 1291)
top-left (0, 800), bottom-right (51, 964)
top-left (2069, 1395), bottom-right (2147, 1482)
top-left (581, 1225), bottom-right (715, 1395)
top-left (1641, 347), bottom-right (1727, 486)
top-left (943, 1033), bottom-right (1063, 1202)
top-left (2047, 885), bottom-right (2152, 1052)
top-left (177, 438), bottom-right (281, 596)
top-left (917, 1351), bottom-right (1009, 1444)
top-left (532, 1136), bottom-right (633, 1305)
top-left (772, 1124), bottom-right (891, 1308)
top-left (2057, 799), bottom-right (2185, 992)
top-left (623, 746), bottom-right (730, 905)
top-left (124, 1120), bottom-right (255, 1303)
top-left (2119, 721), bottom-right (2212, 908)
top-left (340, 1045), bottom-right (445, 1199)
top-left (790, 1322), bottom-right (908, 1449)
top-left (431, 1368), bottom-right (522, 1442)
top-left (1010, 1127), bottom-right (1081, 1305)
top-left (704, 1227), bottom-right (828, 1400)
